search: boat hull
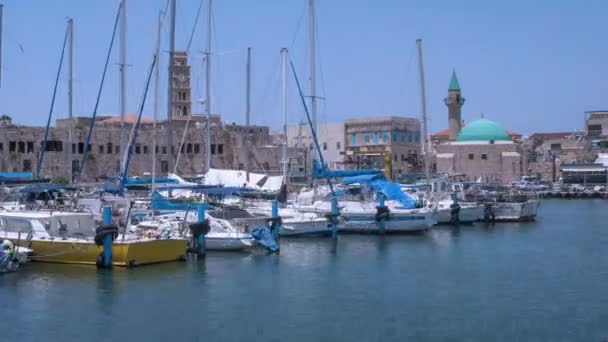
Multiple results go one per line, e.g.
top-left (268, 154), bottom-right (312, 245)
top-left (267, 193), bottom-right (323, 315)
top-left (435, 205), bottom-right (484, 224)
top-left (490, 200), bottom-right (539, 222)
top-left (205, 236), bottom-right (254, 251)
top-left (338, 212), bottom-right (434, 233)
top-left (18, 238), bottom-right (187, 267)
top-left (280, 219), bottom-right (332, 237)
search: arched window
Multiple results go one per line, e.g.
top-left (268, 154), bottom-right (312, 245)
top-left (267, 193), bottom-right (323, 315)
top-left (183, 106), bottom-right (188, 116)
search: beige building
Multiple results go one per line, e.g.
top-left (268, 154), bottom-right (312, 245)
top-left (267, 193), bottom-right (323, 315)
top-left (0, 51), bottom-right (282, 182)
top-left (343, 116), bottom-right (422, 177)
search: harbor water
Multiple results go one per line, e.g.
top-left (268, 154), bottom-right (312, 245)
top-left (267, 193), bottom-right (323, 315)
top-left (2, 199), bottom-right (608, 341)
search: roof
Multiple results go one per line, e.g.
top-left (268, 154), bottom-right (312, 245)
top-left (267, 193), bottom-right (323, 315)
top-left (432, 125), bottom-right (520, 138)
top-left (449, 70), bottom-right (460, 91)
top-left (99, 114), bottom-right (158, 124)
top-left (528, 132), bottom-right (576, 140)
top-left (456, 118), bottom-right (510, 142)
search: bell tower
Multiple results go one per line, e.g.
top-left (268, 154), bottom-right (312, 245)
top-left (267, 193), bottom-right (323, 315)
top-left (170, 51), bottom-right (192, 119)
top-left (444, 70), bottom-right (465, 140)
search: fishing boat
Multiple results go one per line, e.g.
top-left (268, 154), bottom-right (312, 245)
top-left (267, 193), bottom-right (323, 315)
top-left (0, 211), bottom-right (186, 267)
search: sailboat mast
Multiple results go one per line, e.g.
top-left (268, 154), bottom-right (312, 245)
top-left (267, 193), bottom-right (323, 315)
top-left (281, 48), bottom-right (288, 182)
top-left (152, 11), bottom-right (162, 193)
top-left (416, 38), bottom-right (431, 185)
top-left (0, 4), bottom-right (3, 88)
top-left (119, 0), bottom-right (127, 167)
top-left (245, 46), bottom-right (251, 182)
top-left (308, 0), bottom-right (318, 161)
top-left (204, 0), bottom-right (212, 172)
top-left (67, 17), bottom-right (74, 184)
top-left (166, 0), bottom-right (176, 173)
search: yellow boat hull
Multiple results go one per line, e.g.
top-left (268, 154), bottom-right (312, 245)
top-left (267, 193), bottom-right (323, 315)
top-left (20, 239), bottom-right (187, 267)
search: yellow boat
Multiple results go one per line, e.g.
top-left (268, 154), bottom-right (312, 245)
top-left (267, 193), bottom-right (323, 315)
top-left (0, 211), bottom-right (187, 267)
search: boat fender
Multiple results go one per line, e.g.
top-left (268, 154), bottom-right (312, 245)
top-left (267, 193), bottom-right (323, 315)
top-left (449, 203), bottom-right (461, 225)
top-left (94, 224), bottom-right (119, 246)
top-left (189, 220), bottom-right (210, 238)
top-left (374, 206), bottom-right (390, 222)
top-left (323, 211), bottom-right (340, 228)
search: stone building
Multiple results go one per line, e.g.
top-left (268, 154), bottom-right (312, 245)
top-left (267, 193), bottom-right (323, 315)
top-left (343, 116), bottom-right (422, 177)
top-left (433, 72), bottom-right (523, 184)
top-left (286, 122), bottom-right (345, 169)
top-left (0, 51), bottom-right (282, 182)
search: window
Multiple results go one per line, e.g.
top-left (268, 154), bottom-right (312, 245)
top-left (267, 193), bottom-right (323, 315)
top-left (373, 132), bottom-right (379, 144)
top-left (408, 133), bottom-right (412, 143)
top-left (44, 140), bottom-right (63, 152)
top-left (401, 154), bottom-right (406, 162)
top-left (161, 161), bottom-right (169, 173)
top-left (182, 106), bottom-right (188, 116)
top-left (481, 154), bottom-right (488, 160)
top-left (155, 145), bottom-right (159, 154)
top-left (415, 133), bottom-right (420, 143)
top-left (211, 144), bottom-right (216, 155)
top-left (364, 132), bottom-right (370, 143)
top-left (468, 153), bottom-right (474, 160)
top-left (550, 143), bottom-right (562, 151)
top-left (72, 144), bottom-right (76, 154)
top-left (194, 144), bottom-right (200, 154)
top-left (180, 144), bottom-right (184, 154)
top-left (336, 141), bottom-right (341, 150)
top-left (401, 133), bottom-right (406, 143)
top-left (162, 146), bottom-right (167, 154)
top-left (99, 145), bottom-right (104, 154)
top-left (107, 143), bottom-right (113, 154)
top-left (18, 141), bottom-right (25, 153)
top-left (394, 154), bottom-right (397, 162)
top-left (323, 142), bottom-right (327, 150)
top-left (0, 143), bottom-right (3, 151)
top-left (351, 133), bottom-right (357, 146)
top-left (9, 141), bottom-right (16, 152)
top-left (135, 144), bottom-right (141, 154)
top-left (26, 142), bottom-right (34, 153)
top-left (78, 142), bottom-right (84, 154)
top-left (393, 132), bottom-right (398, 142)
top-left (218, 144), bottom-right (223, 155)
top-left (143, 146), bottom-right (149, 154)
top-left (22, 160), bottom-right (32, 172)
top-left (383, 132), bottom-right (389, 143)
top-left (115, 145), bottom-right (120, 154)
top-left (187, 144), bottom-right (192, 154)
top-left (72, 160), bottom-right (80, 175)
top-left (171, 146), bottom-right (175, 155)
top-left (588, 124), bottom-right (602, 137)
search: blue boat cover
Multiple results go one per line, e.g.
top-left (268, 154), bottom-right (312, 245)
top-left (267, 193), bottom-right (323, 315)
top-left (342, 174), bottom-right (383, 185)
top-left (251, 226), bottom-right (279, 251)
top-left (0, 172), bottom-right (33, 179)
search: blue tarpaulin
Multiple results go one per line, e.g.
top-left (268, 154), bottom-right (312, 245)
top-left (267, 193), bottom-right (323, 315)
top-left (312, 160), bottom-right (382, 179)
top-left (342, 174), bottom-right (383, 185)
top-left (251, 226), bottom-right (279, 251)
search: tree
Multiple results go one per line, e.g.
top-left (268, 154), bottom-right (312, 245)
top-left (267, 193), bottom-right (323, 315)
top-left (0, 114), bottom-right (12, 122)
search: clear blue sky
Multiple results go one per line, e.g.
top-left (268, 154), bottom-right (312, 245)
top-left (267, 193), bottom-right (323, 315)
top-left (1, 0), bottom-right (606, 135)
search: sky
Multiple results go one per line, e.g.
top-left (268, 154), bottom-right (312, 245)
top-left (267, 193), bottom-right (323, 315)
top-left (0, 0), bottom-right (607, 136)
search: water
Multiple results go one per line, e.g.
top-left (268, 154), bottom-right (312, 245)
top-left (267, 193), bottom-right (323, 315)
top-left (2, 199), bottom-right (608, 341)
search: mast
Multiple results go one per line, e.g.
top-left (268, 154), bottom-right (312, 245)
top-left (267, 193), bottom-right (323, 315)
top-left (245, 47), bottom-right (251, 182)
top-left (0, 4), bottom-right (3, 88)
top-left (166, 0), bottom-right (176, 173)
top-left (67, 18), bottom-right (74, 183)
top-left (281, 48), bottom-right (288, 183)
top-left (119, 0), bottom-right (127, 167)
top-left (308, 0), bottom-right (317, 161)
top-left (152, 11), bottom-right (162, 193)
top-left (416, 38), bottom-right (430, 185)
top-left (204, 0), bottom-right (212, 172)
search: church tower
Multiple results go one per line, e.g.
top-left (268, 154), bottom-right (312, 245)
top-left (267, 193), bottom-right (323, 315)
top-left (170, 51), bottom-right (192, 119)
top-left (444, 70), bottom-right (465, 140)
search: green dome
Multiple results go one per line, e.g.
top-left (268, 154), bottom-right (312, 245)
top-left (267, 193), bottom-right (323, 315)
top-left (456, 118), bottom-right (510, 142)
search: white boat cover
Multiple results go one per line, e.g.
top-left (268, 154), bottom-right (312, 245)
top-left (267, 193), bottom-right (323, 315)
top-left (202, 168), bottom-right (283, 192)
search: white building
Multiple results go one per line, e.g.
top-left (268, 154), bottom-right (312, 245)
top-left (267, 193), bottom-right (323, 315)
top-left (286, 123), bottom-right (345, 169)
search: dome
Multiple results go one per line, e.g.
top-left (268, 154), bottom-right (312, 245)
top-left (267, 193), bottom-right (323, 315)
top-left (456, 118), bottom-right (510, 142)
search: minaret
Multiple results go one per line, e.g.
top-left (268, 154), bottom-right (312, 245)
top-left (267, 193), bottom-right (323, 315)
top-left (444, 70), bottom-right (465, 140)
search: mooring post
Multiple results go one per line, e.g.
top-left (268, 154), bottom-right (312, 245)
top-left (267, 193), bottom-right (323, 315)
top-left (102, 206), bottom-right (113, 268)
top-left (377, 193), bottom-right (386, 234)
top-left (330, 195), bottom-right (339, 239)
top-left (196, 205), bottom-right (206, 257)
top-left (271, 200), bottom-right (280, 240)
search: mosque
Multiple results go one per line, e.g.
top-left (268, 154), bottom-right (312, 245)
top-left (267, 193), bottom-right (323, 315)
top-left (432, 72), bottom-right (524, 184)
